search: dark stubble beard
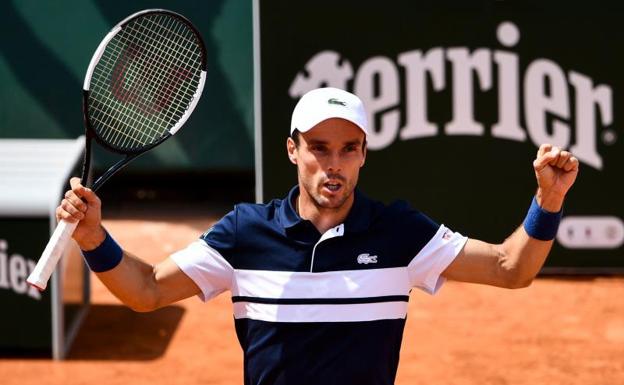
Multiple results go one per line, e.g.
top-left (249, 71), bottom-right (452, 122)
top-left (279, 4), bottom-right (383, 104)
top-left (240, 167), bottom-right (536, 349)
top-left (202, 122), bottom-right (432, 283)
top-left (300, 173), bottom-right (355, 211)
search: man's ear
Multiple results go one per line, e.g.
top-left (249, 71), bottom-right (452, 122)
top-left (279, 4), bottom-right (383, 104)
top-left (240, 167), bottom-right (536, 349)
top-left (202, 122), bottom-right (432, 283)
top-left (286, 137), bottom-right (297, 165)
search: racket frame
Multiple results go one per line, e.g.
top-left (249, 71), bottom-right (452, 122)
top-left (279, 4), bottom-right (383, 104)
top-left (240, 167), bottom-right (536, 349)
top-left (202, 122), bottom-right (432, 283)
top-left (27, 8), bottom-right (207, 291)
top-left (80, 9), bottom-right (207, 191)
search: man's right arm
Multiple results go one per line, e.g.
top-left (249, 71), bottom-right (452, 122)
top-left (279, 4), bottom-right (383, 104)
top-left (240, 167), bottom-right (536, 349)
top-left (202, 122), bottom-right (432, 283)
top-left (96, 251), bottom-right (201, 312)
top-left (60, 177), bottom-right (201, 312)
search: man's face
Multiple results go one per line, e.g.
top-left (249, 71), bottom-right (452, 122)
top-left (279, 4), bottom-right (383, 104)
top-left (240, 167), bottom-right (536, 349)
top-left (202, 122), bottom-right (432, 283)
top-left (287, 118), bottom-right (367, 210)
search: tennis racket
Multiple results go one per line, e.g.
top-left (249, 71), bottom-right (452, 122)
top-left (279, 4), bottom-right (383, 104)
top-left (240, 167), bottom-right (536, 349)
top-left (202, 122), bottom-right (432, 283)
top-left (27, 9), bottom-right (207, 291)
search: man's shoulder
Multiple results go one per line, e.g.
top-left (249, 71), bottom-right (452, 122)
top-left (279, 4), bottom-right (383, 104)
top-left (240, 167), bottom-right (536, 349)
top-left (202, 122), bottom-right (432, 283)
top-left (367, 197), bottom-right (439, 230)
top-left (369, 197), bottom-right (420, 219)
top-left (203, 199), bottom-right (283, 240)
top-left (231, 198), bottom-right (284, 223)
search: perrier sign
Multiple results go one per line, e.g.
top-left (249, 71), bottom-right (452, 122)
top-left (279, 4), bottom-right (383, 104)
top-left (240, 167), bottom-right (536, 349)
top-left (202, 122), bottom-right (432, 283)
top-left (256, 0), bottom-right (623, 272)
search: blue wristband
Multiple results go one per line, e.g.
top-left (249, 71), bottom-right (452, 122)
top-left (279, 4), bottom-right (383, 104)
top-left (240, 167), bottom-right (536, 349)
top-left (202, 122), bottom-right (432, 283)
top-left (523, 196), bottom-right (562, 241)
top-left (81, 230), bottom-right (123, 272)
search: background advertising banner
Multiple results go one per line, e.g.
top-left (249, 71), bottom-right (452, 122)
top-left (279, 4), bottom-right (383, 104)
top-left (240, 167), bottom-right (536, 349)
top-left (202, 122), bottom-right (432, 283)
top-left (256, 1), bottom-right (623, 271)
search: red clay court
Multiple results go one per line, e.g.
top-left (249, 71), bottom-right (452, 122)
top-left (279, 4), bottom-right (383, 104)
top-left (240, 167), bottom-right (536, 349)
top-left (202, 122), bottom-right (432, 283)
top-left (2, 212), bottom-right (623, 385)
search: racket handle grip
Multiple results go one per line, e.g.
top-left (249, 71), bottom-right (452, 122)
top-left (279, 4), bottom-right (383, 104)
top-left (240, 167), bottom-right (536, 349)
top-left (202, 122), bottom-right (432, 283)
top-left (26, 219), bottom-right (79, 291)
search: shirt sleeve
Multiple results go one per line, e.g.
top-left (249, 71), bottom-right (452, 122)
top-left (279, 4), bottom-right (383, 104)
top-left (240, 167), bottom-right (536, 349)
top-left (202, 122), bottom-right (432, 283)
top-left (170, 240), bottom-right (234, 302)
top-left (169, 209), bottom-right (237, 302)
top-left (407, 224), bottom-right (468, 295)
top-left (200, 208), bottom-right (237, 253)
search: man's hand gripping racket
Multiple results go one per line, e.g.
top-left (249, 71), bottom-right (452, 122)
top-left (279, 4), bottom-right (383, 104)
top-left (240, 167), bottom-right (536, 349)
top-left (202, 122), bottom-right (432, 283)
top-left (27, 9), bottom-right (207, 290)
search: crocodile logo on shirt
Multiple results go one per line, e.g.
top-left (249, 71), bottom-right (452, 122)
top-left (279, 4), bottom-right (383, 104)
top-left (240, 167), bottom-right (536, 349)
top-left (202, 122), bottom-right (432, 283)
top-left (357, 253), bottom-right (378, 264)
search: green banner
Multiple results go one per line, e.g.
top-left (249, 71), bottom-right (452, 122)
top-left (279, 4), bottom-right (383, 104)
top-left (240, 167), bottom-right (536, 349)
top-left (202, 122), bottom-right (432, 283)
top-left (0, 0), bottom-right (254, 172)
top-left (257, 1), bottom-right (623, 271)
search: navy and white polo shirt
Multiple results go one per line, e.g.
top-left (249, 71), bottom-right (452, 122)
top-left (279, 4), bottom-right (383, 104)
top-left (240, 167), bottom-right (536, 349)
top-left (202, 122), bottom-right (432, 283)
top-left (170, 186), bottom-right (467, 385)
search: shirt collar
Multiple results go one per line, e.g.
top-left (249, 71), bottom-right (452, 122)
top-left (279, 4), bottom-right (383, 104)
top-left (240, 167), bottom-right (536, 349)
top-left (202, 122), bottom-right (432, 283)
top-left (278, 185), bottom-right (374, 233)
top-left (278, 185), bottom-right (304, 229)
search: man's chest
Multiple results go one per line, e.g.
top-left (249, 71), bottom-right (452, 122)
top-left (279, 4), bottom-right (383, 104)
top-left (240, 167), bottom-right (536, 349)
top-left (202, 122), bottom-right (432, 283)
top-left (234, 224), bottom-right (413, 273)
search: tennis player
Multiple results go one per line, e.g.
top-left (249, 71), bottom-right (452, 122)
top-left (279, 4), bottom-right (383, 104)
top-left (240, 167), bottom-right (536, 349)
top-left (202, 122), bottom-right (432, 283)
top-left (59, 87), bottom-right (579, 385)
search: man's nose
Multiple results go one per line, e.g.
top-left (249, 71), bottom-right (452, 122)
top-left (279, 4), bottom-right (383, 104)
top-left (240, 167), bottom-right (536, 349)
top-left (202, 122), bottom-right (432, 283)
top-left (325, 151), bottom-right (342, 172)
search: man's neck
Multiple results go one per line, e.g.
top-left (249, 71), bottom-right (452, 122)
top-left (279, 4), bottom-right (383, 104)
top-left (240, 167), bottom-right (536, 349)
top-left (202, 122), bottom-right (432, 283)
top-left (296, 190), bottom-right (354, 234)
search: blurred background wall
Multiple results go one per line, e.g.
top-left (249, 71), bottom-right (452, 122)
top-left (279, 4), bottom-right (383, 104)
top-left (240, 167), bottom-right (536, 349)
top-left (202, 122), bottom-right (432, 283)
top-left (0, 0), bottom-right (622, 270)
top-left (0, 0), bottom-right (254, 177)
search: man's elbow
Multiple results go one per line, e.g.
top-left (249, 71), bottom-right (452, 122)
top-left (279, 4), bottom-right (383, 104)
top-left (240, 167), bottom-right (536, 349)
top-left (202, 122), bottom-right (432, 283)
top-left (506, 275), bottom-right (534, 289)
top-left (128, 302), bottom-right (158, 313)
top-left (124, 290), bottom-right (161, 313)
top-left (502, 266), bottom-right (535, 289)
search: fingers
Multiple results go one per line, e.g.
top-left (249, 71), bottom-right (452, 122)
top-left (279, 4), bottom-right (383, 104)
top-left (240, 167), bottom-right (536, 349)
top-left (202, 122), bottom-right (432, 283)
top-left (534, 144), bottom-right (580, 172)
top-left (563, 154), bottom-right (580, 172)
top-left (69, 177), bottom-right (89, 200)
top-left (68, 177), bottom-right (100, 205)
top-left (69, 176), bottom-right (82, 190)
top-left (555, 150), bottom-right (572, 168)
top-left (56, 178), bottom-right (101, 222)
top-left (56, 199), bottom-right (87, 222)
top-left (536, 143), bottom-right (552, 158)
top-left (533, 144), bottom-right (558, 171)
top-left (64, 189), bottom-right (87, 212)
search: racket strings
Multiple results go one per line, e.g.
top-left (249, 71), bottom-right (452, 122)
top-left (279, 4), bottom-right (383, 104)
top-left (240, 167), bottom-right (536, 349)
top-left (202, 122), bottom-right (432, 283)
top-left (88, 13), bottom-right (203, 151)
top-left (98, 20), bottom-right (188, 146)
top-left (91, 61), bottom-right (173, 148)
top-left (124, 16), bottom-right (201, 124)
top-left (113, 16), bottom-right (200, 119)
top-left (124, 15), bottom-right (202, 115)
top-left (96, 15), bottom-right (201, 141)
top-left (92, 16), bottom-right (201, 148)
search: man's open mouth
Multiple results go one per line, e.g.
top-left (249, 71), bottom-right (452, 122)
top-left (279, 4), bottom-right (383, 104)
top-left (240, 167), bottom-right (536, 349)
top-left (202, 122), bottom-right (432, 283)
top-left (324, 182), bottom-right (342, 192)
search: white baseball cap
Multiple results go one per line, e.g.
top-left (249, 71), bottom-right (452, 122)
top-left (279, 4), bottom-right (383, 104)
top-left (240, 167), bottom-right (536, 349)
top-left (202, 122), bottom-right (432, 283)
top-left (290, 87), bottom-right (368, 136)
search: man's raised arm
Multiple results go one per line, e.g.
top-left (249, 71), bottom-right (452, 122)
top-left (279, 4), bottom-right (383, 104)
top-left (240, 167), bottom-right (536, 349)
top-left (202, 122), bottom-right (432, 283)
top-left (59, 177), bottom-right (201, 311)
top-left (442, 144), bottom-right (579, 288)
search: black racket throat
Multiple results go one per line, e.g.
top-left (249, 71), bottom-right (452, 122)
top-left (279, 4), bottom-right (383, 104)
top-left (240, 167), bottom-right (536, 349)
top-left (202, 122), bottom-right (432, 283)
top-left (79, 133), bottom-right (160, 193)
top-left (80, 139), bottom-right (142, 192)
top-left (79, 127), bottom-right (173, 194)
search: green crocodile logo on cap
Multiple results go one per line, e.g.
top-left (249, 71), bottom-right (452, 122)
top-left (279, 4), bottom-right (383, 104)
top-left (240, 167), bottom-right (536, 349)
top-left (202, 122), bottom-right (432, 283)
top-left (328, 98), bottom-right (346, 106)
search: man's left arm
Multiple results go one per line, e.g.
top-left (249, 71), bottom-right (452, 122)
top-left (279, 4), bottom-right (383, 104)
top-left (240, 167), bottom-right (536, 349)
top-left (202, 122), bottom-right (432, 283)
top-left (441, 144), bottom-right (579, 289)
